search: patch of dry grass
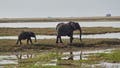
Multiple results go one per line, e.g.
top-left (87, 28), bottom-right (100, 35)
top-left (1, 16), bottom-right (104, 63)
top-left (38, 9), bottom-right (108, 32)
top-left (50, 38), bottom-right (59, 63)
top-left (0, 27), bottom-right (120, 36)
top-left (0, 39), bottom-right (120, 52)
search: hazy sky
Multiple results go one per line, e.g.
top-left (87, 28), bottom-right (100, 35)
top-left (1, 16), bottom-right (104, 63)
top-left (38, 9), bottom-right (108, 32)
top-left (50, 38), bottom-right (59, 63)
top-left (0, 0), bottom-right (120, 18)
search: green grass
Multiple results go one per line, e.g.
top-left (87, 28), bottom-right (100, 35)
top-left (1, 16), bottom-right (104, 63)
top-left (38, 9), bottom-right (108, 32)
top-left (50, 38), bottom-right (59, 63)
top-left (24, 65), bottom-right (62, 68)
top-left (0, 39), bottom-right (120, 52)
top-left (4, 64), bottom-right (62, 68)
top-left (96, 49), bottom-right (120, 62)
top-left (2, 51), bottom-right (62, 68)
top-left (57, 49), bottom-right (120, 68)
top-left (19, 52), bottom-right (60, 63)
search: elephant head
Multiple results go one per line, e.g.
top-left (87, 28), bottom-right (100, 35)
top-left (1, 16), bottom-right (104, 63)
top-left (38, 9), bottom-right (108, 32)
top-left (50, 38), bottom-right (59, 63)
top-left (69, 21), bottom-right (82, 41)
top-left (29, 32), bottom-right (37, 42)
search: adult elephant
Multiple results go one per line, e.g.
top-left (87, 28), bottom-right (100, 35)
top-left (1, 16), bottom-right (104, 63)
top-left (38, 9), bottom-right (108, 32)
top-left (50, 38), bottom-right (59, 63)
top-left (16, 31), bottom-right (37, 45)
top-left (56, 21), bottom-right (82, 43)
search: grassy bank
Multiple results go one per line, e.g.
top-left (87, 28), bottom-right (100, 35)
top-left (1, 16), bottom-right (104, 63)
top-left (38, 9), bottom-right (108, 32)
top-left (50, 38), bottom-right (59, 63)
top-left (0, 16), bottom-right (120, 22)
top-left (0, 39), bottom-right (120, 52)
top-left (94, 49), bottom-right (120, 63)
top-left (0, 27), bottom-right (120, 36)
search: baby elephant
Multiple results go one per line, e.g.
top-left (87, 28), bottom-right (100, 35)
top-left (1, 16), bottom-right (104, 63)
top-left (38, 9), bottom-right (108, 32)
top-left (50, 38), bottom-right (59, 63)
top-left (16, 31), bottom-right (37, 45)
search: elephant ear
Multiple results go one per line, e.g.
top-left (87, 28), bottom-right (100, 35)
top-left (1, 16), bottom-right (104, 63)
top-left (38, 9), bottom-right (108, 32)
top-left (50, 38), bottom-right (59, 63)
top-left (69, 21), bottom-right (76, 30)
top-left (28, 32), bottom-right (33, 36)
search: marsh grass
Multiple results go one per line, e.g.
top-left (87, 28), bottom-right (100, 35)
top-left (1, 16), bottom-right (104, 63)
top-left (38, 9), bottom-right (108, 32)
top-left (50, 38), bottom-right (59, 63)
top-left (24, 65), bottom-right (62, 68)
top-left (0, 27), bottom-right (120, 36)
top-left (19, 53), bottom-right (59, 63)
top-left (4, 63), bottom-right (62, 68)
top-left (1, 39), bottom-right (120, 68)
top-left (16, 64), bottom-right (63, 68)
top-left (15, 52), bottom-right (63, 68)
top-left (95, 49), bottom-right (120, 63)
top-left (0, 39), bottom-right (120, 52)
top-left (57, 49), bottom-right (120, 68)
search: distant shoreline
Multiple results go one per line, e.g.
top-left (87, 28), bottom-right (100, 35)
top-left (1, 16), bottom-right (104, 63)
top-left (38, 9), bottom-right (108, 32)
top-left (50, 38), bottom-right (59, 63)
top-left (0, 16), bottom-right (120, 23)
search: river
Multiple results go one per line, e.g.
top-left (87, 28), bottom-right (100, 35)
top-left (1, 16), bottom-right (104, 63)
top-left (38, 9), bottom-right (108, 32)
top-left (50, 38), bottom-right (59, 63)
top-left (0, 33), bottom-right (119, 39)
top-left (0, 22), bottom-right (120, 28)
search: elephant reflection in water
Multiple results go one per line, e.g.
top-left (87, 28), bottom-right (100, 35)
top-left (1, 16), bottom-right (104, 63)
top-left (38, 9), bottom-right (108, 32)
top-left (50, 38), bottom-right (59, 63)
top-left (56, 21), bottom-right (82, 43)
top-left (56, 51), bottom-right (83, 60)
top-left (68, 51), bottom-right (82, 60)
top-left (16, 31), bottom-right (37, 45)
top-left (68, 52), bottom-right (74, 60)
top-left (15, 53), bottom-right (34, 59)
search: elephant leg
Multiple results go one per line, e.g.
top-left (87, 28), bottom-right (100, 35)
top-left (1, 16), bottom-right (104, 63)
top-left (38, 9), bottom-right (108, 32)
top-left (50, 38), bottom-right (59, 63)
top-left (29, 38), bottom-right (33, 44)
top-left (27, 39), bottom-right (29, 44)
top-left (56, 35), bottom-right (59, 43)
top-left (59, 36), bottom-right (63, 43)
top-left (56, 35), bottom-right (63, 43)
top-left (70, 36), bottom-right (73, 43)
top-left (20, 40), bottom-right (22, 45)
top-left (16, 39), bottom-right (19, 44)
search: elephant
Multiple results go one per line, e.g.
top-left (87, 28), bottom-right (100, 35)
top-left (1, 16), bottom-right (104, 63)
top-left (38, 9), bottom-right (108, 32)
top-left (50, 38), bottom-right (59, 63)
top-left (16, 31), bottom-right (37, 45)
top-left (56, 21), bottom-right (82, 43)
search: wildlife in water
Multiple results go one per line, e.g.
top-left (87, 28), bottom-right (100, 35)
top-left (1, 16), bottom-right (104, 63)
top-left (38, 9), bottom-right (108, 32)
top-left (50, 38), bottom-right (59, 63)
top-left (56, 21), bottom-right (82, 43)
top-left (16, 31), bottom-right (37, 45)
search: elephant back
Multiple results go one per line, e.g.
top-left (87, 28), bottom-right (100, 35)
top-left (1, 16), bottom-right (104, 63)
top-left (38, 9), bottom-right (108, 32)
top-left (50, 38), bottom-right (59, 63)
top-left (56, 23), bottom-right (73, 36)
top-left (56, 23), bottom-right (64, 30)
top-left (28, 32), bottom-right (36, 37)
top-left (19, 32), bottom-right (30, 39)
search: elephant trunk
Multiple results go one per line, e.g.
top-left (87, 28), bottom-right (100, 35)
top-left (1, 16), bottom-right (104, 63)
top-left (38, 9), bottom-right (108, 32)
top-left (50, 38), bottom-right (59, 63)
top-left (34, 36), bottom-right (37, 42)
top-left (79, 27), bottom-right (82, 42)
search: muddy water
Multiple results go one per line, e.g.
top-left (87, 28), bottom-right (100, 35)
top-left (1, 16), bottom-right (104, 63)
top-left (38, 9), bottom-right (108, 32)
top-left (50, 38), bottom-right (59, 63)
top-left (0, 33), bottom-right (120, 39)
top-left (0, 22), bottom-right (120, 28)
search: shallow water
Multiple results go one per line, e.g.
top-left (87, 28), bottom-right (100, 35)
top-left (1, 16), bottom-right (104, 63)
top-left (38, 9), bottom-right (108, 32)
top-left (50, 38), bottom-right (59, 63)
top-left (0, 53), bottom-right (34, 65)
top-left (0, 48), bottom-right (120, 68)
top-left (79, 62), bottom-right (120, 68)
top-left (0, 22), bottom-right (120, 28)
top-left (62, 48), bottom-right (114, 60)
top-left (0, 33), bottom-right (120, 39)
top-left (61, 48), bottom-right (120, 68)
top-left (0, 55), bottom-right (18, 65)
top-left (58, 48), bottom-right (120, 68)
top-left (100, 62), bottom-right (120, 68)
top-left (0, 49), bottom-right (113, 65)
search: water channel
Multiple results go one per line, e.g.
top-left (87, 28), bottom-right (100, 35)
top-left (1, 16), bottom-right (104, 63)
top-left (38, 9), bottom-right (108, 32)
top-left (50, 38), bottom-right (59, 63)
top-left (0, 22), bottom-right (120, 28)
top-left (0, 33), bottom-right (120, 39)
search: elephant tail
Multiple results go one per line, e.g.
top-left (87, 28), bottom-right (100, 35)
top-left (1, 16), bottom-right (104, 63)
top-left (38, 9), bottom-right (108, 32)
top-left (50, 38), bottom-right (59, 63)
top-left (79, 26), bottom-right (82, 42)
